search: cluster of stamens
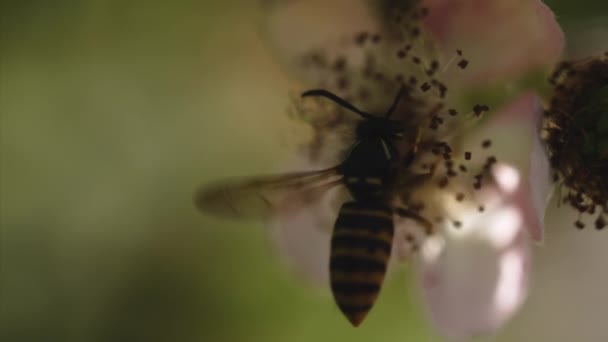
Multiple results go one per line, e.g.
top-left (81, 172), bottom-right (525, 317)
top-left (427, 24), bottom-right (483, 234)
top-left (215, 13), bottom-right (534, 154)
top-left (543, 52), bottom-right (608, 230)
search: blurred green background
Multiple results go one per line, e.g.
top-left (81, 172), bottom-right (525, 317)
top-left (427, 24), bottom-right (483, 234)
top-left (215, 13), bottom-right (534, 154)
top-left (1, 1), bottom-right (606, 342)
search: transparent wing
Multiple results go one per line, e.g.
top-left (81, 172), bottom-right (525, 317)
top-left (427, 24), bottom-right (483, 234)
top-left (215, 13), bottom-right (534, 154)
top-left (194, 167), bottom-right (343, 220)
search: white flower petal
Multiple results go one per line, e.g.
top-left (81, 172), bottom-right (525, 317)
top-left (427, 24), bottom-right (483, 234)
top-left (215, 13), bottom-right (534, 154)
top-left (462, 92), bottom-right (548, 242)
top-left (528, 104), bottom-right (553, 242)
top-left (493, 164), bottom-right (521, 195)
top-left (421, 0), bottom-right (565, 85)
top-left (262, 0), bottom-right (379, 84)
top-left (416, 166), bottom-right (536, 340)
top-left (418, 213), bottom-right (531, 340)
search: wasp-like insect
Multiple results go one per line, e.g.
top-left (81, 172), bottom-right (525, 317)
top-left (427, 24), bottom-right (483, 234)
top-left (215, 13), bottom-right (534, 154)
top-left (195, 86), bottom-right (432, 326)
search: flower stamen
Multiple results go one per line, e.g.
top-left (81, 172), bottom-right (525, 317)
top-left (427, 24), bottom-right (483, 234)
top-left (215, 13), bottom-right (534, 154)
top-left (542, 53), bottom-right (608, 229)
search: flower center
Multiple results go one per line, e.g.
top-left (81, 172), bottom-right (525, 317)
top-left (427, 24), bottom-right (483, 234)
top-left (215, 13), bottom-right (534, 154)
top-left (576, 85), bottom-right (608, 160)
top-left (544, 54), bottom-right (608, 229)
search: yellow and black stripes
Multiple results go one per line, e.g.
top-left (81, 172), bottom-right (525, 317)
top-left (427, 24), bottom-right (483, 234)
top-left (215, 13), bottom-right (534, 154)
top-left (329, 201), bottom-right (394, 326)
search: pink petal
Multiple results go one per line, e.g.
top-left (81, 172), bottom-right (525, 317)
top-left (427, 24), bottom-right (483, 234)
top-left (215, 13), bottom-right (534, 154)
top-left (463, 92), bottom-right (550, 241)
top-left (525, 101), bottom-right (553, 242)
top-left (492, 94), bottom-right (551, 242)
top-left (419, 230), bottom-right (531, 339)
top-left (417, 173), bottom-right (534, 339)
top-left (421, 0), bottom-right (565, 85)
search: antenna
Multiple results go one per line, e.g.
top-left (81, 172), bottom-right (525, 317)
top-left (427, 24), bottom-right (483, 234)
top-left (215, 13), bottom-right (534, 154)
top-left (384, 85), bottom-right (406, 119)
top-left (301, 89), bottom-right (375, 120)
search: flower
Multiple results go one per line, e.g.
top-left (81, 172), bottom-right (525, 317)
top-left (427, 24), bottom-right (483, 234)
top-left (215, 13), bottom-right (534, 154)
top-left (422, 0), bottom-right (565, 86)
top-left (533, 53), bottom-right (608, 230)
top-left (260, 0), bottom-right (564, 337)
top-left (412, 93), bottom-right (546, 339)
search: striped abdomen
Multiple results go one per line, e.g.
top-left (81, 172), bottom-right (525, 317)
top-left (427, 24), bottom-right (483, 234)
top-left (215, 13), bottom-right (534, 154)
top-left (330, 201), bottom-right (394, 326)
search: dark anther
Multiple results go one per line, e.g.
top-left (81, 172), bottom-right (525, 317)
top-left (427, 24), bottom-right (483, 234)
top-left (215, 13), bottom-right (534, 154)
top-left (473, 174), bottom-right (483, 190)
top-left (397, 50), bottom-right (406, 59)
top-left (482, 139), bottom-right (492, 148)
top-left (465, 151), bottom-right (472, 160)
top-left (372, 34), bottom-right (382, 43)
top-left (575, 220), bottom-right (585, 229)
top-left (457, 49), bottom-right (463, 56)
top-left (355, 32), bottom-right (369, 45)
top-left (333, 57), bottom-right (346, 71)
top-left (473, 105), bottom-right (488, 117)
top-left (412, 56), bottom-right (421, 65)
top-left (458, 59), bottom-right (469, 69)
top-left (595, 216), bottom-right (606, 230)
top-left (306, 52), bottom-right (327, 68)
top-left (456, 193), bottom-right (465, 201)
top-left (441, 143), bottom-right (452, 153)
top-left (358, 88), bottom-right (370, 100)
top-left (438, 177), bottom-right (449, 188)
top-left (478, 206), bottom-right (485, 212)
top-left (409, 76), bottom-right (417, 85)
top-left (336, 77), bottom-right (348, 90)
top-left (449, 109), bottom-right (458, 116)
top-left (453, 221), bottom-right (462, 228)
top-left (437, 83), bottom-right (448, 98)
top-left (459, 165), bottom-right (468, 172)
top-left (421, 82), bottom-right (431, 92)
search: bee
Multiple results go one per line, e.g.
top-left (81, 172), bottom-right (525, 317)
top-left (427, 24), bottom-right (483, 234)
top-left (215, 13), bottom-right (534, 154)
top-left (195, 86), bottom-right (433, 326)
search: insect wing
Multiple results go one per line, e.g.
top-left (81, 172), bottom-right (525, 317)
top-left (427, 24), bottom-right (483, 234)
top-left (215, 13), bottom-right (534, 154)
top-left (194, 168), bottom-right (343, 220)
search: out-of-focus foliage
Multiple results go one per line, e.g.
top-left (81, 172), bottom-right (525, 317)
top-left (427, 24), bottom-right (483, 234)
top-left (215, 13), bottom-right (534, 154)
top-left (0, 1), bottom-right (606, 342)
top-left (0, 1), bottom-right (431, 341)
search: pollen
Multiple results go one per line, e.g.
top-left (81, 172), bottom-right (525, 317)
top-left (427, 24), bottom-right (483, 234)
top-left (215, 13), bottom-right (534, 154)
top-left (542, 53), bottom-right (608, 229)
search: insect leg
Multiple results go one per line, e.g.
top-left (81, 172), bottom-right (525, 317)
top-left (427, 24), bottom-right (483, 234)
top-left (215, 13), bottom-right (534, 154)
top-left (394, 207), bottom-right (434, 235)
